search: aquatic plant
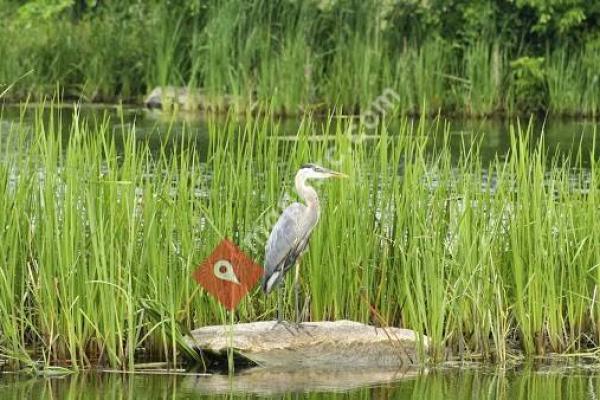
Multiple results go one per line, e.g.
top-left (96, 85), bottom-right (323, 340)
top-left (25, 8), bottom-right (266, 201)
top-left (0, 106), bottom-right (598, 370)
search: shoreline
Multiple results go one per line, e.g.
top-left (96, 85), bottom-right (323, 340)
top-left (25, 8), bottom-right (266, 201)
top-left (1, 98), bottom-right (598, 120)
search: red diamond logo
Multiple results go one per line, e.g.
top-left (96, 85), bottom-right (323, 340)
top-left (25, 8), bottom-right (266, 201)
top-left (193, 239), bottom-right (263, 310)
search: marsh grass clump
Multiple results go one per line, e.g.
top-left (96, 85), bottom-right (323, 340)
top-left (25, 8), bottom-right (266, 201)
top-left (0, 105), bottom-right (598, 370)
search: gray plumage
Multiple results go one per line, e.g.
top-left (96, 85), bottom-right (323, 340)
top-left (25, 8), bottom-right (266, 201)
top-left (262, 202), bottom-right (318, 293)
top-left (262, 164), bottom-right (346, 297)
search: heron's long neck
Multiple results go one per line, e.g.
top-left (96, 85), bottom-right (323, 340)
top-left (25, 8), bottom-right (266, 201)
top-left (295, 173), bottom-right (319, 211)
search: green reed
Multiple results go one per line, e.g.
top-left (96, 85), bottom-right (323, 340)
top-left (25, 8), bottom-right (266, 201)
top-left (0, 106), bottom-right (598, 370)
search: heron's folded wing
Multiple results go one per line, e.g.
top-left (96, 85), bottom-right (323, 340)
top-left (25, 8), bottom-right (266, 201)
top-left (264, 203), bottom-right (307, 275)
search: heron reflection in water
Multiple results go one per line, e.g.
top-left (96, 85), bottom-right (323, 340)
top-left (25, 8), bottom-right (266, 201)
top-left (262, 163), bottom-right (347, 323)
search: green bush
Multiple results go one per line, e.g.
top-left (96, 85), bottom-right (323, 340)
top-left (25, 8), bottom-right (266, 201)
top-left (510, 56), bottom-right (549, 113)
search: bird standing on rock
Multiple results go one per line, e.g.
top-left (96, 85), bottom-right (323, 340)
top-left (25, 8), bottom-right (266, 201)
top-left (262, 163), bottom-right (347, 324)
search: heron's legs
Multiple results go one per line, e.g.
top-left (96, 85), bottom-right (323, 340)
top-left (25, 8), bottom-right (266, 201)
top-left (294, 262), bottom-right (301, 325)
top-left (272, 284), bottom-right (297, 334)
top-left (276, 284), bottom-right (283, 323)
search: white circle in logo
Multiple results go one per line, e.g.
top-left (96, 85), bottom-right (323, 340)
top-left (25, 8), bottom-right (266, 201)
top-left (213, 260), bottom-right (241, 285)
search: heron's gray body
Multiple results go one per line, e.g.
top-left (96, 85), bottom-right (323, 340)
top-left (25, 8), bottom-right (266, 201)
top-left (262, 202), bottom-right (319, 293)
top-left (261, 164), bottom-right (345, 322)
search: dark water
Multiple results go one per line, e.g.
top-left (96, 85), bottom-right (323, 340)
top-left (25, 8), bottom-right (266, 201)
top-left (1, 368), bottom-right (600, 399)
top-left (1, 105), bottom-right (598, 164)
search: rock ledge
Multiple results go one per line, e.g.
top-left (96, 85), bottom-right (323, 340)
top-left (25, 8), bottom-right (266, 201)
top-left (185, 320), bottom-right (428, 369)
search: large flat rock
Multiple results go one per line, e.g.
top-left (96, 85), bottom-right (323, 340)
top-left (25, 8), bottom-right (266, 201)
top-left (185, 320), bottom-right (428, 369)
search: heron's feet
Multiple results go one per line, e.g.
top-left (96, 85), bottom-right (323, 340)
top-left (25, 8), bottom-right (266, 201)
top-left (270, 318), bottom-right (314, 333)
top-left (293, 321), bottom-right (317, 337)
top-left (271, 319), bottom-right (297, 334)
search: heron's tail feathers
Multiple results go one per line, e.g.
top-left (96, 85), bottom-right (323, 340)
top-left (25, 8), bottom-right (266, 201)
top-left (261, 270), bottom-right (281, 294)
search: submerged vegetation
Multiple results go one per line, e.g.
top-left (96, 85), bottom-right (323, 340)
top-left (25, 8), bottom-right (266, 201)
top-left (0, 105), bottom-right (598, 370)
top-left (0, 0), bottom-right (599, 116)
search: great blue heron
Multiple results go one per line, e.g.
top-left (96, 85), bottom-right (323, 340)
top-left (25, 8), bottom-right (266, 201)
top-left (262, 163), bottom-right (347, 323)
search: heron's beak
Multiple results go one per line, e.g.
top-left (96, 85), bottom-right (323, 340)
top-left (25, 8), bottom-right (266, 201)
top-left (327, 170), bottom-right (348, 178)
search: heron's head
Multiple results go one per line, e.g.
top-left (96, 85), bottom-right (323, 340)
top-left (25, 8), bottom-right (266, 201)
top-left (298, 163), bottom-right (347, 180)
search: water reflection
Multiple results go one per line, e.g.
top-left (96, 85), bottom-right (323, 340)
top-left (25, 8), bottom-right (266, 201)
top-left (1, 368), bottom-right (600, 399)
top-left (183, 367), bottom-right (421, 395)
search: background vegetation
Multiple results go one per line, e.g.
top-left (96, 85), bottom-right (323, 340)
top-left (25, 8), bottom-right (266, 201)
top-left (0, 0), bottom-right (599, 115)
